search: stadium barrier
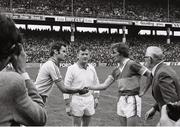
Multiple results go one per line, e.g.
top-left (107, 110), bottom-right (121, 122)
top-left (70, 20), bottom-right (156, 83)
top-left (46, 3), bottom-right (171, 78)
top-left (26, 62), bottom-right (180, 68)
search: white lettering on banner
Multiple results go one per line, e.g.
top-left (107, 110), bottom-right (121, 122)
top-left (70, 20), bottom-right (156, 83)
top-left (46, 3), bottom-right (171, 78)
top-left (12, 14), bottom-right (20, 19)
top-left (154, 22), bottom-right (166, 27)
top-left (20, 15), bottom-right (30, 20)
top-left (65, 17), bottom-right (74, 22)
top-left (31, 15), bottom-right (45, 20)
top-left (74, 17), bottom-right (84, 22)
top-left (59, 63), bottom-right (72, 67)
top-left (55, 16), bottom-right (65, 22)
top-left (59, 63), bottom-right (97, 67)
top-left (140, 21), bottom-right (154, 26)
top-left (172, 23), bottom-right (180, 28)
top-left (84, 18), bottom-right (94, 23)
top-left (65, 17), bottom-right (84, 22)
top-left (97, 19), bottom-right (131, 25)
top-left (135, 21), bottom-right (168, 27)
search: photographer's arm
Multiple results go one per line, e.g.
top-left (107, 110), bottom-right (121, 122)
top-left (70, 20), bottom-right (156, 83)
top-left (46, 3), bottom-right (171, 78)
top-left (11, 44), bottom-right (47, 125)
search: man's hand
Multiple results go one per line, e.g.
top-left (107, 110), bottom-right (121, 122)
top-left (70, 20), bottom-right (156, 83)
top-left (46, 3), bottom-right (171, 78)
top-left (158, 105), bottom-right (177, 126)
top-left (111, 67), bottom-right (121, 80)
top-left (94, 98), bottom-right (99, 109)
top-left (65, 106), bottom-right (72, 116)
top-left (10, 44), bottom-right (26, 74)
top-left (64, 98), bottom-right (72, 116)
top-left (79, 87), bottom-right (89, 95)
top-left (145, 107), bottom-right (156, 120)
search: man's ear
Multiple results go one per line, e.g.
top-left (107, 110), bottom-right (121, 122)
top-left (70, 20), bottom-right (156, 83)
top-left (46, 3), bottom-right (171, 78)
top-left (54, 50), bottom-right (59, 55)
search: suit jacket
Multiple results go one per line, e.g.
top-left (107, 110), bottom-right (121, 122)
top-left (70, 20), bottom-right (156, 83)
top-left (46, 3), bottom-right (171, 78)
top-left (152, 63), bottom-right (180, 111)
top-left (0, 72), bottom-right (47, 126)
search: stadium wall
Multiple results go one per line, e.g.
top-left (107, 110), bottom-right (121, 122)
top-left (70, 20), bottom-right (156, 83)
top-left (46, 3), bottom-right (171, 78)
top-left (26, 62), bottom-right (180, 68)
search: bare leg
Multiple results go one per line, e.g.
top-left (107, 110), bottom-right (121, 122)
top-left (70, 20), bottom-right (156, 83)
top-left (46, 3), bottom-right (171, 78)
top-left (73, 116), bottom-right (82, 127)
top-left (82, 115), bottom-right (91, 126)
top-left (119, 116), bottom-right (127, 126)
top-left (127, 115), bottom-right (140, 126)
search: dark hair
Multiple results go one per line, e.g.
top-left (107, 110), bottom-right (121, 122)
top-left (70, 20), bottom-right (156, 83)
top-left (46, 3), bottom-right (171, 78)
top-left (111, 43), bottom-right (129, 58)
top-left (50, 42), bottom-right (66, 56)
top-left (0, 14), bottom-right (23, 60)
top-left (77, 45), bottom-right (89, 53)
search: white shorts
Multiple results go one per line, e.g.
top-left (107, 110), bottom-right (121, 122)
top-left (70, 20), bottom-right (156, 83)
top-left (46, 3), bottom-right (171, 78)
top-left (117, 95), bottom-right (141, 118)
top-left (70, 94), bottom-right (95, 117)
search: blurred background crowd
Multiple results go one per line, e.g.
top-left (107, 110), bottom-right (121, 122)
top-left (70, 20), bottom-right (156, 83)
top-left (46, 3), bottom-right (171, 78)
top-left (21, 29), bottom-right (180, 64)
top-left (1, 0), bottom-right (180, 22)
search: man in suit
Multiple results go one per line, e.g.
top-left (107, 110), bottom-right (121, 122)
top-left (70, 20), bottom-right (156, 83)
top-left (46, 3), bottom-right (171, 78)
top-left (0, 14), bottom-right (47, 125)
top-left (144, 46), bottom-right (180, 121)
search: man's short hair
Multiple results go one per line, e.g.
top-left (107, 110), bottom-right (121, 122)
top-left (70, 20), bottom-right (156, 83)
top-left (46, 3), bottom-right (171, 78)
top-left (111, 43), bottom-right (129, 58)
top-left (50, 42), bottom-right (66, 56)
top-left (0, 14), bottom-right (23, 60)
top-left (77, 45), bottom-right (90, 53)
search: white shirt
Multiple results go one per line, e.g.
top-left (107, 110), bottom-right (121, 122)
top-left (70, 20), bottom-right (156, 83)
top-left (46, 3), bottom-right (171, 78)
top-left (35, 60), bottom-right (62, 97)
top-left (64, 63), bottom-right (100, 95)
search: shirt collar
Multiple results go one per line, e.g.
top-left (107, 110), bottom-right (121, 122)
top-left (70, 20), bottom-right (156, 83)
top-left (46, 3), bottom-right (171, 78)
top-left (122, 58), bottom-right (130, 66)
top-left (49, 57), bottom-right (59, 66)
top-left (118, 58), bottom-right (130, 71)
top-left (77, 62), bottom-right (89, 70)
top-left (152, 60), bottom-right (164, 76)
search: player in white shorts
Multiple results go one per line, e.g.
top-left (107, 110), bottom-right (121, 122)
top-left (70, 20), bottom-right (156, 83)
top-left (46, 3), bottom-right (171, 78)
top-left (35, 42), bottom-right (88, 103)
top-left (64, 45), bottom-right (100, 126)
top-left (88, 43), bottom-right (151, 126)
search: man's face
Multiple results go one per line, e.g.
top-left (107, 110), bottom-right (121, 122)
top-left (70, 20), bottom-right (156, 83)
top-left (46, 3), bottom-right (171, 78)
top-left (144, 56), bottom-right (153, 70)
top-left (111, 48), bottom-right (121, 62)
top-left (57, 46), bottom-right (67, 61)
top-left (78, 49), bottom-right (90, 64)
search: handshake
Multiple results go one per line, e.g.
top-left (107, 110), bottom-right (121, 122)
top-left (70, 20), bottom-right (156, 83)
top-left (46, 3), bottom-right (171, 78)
top-left (78, 87), bottom-right (89, 95)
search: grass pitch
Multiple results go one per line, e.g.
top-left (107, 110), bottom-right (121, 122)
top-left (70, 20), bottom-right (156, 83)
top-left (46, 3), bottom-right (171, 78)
top-left (26, 65), bottom-right (180, 126)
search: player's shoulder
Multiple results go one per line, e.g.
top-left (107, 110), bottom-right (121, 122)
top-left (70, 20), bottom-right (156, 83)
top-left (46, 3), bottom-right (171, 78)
top-left (128, 60), bottom-right (143, 71)
top-left (42, 60), bottom-right (57, 69)
top-left (67, 63), bottom-right (78, 69)
top-left (128, 60), bottom-right (141, 66)
top-left (88, 63), bottom-right (95, 69)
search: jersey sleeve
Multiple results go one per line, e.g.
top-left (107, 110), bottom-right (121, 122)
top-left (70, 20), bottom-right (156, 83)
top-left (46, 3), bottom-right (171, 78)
top-left (89, 65), bottom-right (100, 94)
top-left (64, 66), bottom-right (74, 87)
top-left (47, 62), bottom-right (62, 82)
top-left (130, 62), bottom-right (148, 76)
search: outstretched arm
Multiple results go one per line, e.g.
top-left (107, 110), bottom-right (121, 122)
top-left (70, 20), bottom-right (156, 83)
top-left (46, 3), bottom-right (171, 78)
top-left (55, 80), bottom-right (83, 94)
top-left (89, 75), bottom-right (115, 90)
top-left (88, 67), bottom-right (120, 90)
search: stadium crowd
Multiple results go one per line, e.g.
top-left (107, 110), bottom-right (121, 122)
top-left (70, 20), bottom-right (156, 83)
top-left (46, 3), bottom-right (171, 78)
top-left (1, 0), bottom-right (180, 22)
top-left (20, 29), bottom-right (180, 64)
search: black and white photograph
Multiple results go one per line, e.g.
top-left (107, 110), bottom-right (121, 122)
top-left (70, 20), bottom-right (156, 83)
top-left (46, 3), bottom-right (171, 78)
top-left (1, 0), bottom-right (180, 126)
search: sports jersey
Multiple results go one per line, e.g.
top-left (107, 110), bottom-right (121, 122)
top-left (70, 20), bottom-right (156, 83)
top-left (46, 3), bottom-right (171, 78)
top-left (35, 59), bottom-right (62, 97)
top-left (116, 58), bottom-right (148, 92)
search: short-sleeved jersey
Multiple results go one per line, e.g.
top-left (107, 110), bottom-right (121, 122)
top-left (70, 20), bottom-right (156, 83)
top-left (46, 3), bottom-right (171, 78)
top-left (117, 59), bottom-right (148, 91)
top-left (35, 60), bottom-right (62, 97)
